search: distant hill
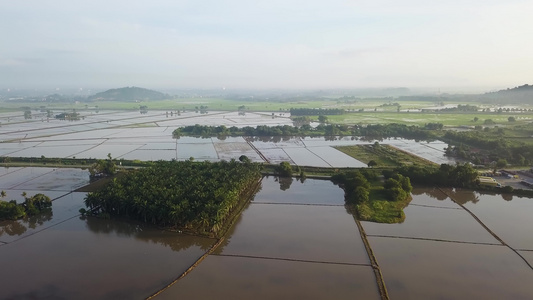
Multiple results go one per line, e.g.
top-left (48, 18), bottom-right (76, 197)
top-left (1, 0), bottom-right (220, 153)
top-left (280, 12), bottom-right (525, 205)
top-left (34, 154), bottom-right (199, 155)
top-left (482, 84), bottom-right (533, 103)
top-left (88, 87), bottom-right (168, 101)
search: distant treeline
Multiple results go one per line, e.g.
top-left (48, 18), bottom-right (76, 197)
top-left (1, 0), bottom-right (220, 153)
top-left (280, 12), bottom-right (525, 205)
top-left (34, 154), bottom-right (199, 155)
top-left (290, 108), bottom-right (345, 116)
top-left (173, 123), bottom-right (442, 139)
top-left (393, 163), bottom-right (533, 197)
top-left (174, 124), bottom-right (306, 137)
top-left (393, 163), bottom-right (479, 188)
top-left (352, 123), bottom-right (441, 140)
top-left (436, 104), bottom-right (479, 112)
top-left (442, 130), bottom-right (533, 165)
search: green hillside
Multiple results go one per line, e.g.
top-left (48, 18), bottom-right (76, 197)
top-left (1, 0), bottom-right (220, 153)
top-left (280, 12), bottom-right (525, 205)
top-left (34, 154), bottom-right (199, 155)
top-left (88, 86), bottom-right (168, 101)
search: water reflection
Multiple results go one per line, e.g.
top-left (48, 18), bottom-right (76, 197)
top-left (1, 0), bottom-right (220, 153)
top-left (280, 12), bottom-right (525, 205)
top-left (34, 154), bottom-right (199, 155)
top-left (412, 187), bottom-right (448, 201)
top-left (415, 187), bottom-right (516, 204)
top-left (440, 188), bottom-right (480, 204)
top-left (275, 176), bottom-right (293, 190)
top-left (82, 216), bottom-right (213, 252)
top-left (0, 209), bottom-right (53, 237)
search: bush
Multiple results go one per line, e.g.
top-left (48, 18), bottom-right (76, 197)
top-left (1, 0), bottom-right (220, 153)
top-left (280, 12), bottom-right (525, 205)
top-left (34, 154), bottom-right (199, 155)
top-left (278, 162), bottom-right (293, 177)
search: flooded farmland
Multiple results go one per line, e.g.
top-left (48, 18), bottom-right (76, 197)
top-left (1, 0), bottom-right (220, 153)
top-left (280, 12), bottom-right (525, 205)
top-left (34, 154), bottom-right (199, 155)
top-left (0, 110), bottom-right (459, 166)
top-left (152, 176), bottom-right (381, 300)
top-left (1, 169), bottom-right (533, 299)
top-left (364, 188), bottom-right (533, 299)
top-left (1, 110), bottom-right (532, 299)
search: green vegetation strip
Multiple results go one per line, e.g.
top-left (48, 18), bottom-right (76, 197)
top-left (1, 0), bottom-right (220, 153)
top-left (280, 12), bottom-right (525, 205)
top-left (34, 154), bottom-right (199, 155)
top-left (334, 144), bottom-right (433, 167)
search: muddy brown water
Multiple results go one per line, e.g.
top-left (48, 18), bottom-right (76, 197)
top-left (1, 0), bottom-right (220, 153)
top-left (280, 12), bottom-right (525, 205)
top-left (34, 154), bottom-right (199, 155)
top-left (1, 168), bottom-right (533, 299)
top-left (155, 176), bottom-right (380, 300)
top-left (365, 188), bottom-right (533, 300)
top-left (0, 216), bottom-right (215, 299)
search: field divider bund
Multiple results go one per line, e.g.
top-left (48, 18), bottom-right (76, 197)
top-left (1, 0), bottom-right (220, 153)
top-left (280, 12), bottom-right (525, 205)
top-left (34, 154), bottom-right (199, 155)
top-left (438, 187), bottom-right (533, 271)
top-left (252, 202), bottom-right (344, 207)
top-left (244, 137), bottom-right (269, 163)
top-left (0, 167), bottom-right (26, 178)
top-left (213, 253), bottom-right (372, 267)
top-left (68, 139), bottom-right (107, 158)
top-left (306, 147), bottom-right (333, 168)
top-left (367, 235), bottom-right (503, 246)
top-left (353, 215), bottom-right (390, 300)
top-left (408, 203), bottom-right (462, 210)
top-left (210, 137), bottom-right (221, 160)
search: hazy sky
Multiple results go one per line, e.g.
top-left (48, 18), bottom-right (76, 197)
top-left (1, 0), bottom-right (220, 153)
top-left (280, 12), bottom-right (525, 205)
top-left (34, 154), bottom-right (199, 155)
top-left (1, 0), bottom-right (532, 91)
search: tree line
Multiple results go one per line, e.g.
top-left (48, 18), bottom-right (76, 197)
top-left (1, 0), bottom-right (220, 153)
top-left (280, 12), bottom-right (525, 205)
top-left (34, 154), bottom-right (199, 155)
top-left (173, 123), bottom-right (441, 139)
top-left (289, 108), bottom-right (345, 116)
top-left (442, 130), bottom-right (533, 165)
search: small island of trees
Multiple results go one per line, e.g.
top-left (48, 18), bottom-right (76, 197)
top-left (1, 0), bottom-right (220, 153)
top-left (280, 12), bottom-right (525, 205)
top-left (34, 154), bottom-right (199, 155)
top-left (332, 170), bottom-right (413, 223)
top-left (83, 160), bottom-right (262, 237)
top-left (0, 192), bottom-right (52, 221)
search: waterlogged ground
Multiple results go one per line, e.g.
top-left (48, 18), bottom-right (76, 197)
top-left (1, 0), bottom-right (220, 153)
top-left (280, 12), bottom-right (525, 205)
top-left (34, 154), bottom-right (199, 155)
top-left (155, 176), bottom-right (381, 300)
top-left (0, 110), bottom-right (458, 166)
top-left (364, 188), bottom-right (533, 299)
top-left (0, 167), bottom-right (216, 299)
top-left (1, 169), bottom-right (533, 299)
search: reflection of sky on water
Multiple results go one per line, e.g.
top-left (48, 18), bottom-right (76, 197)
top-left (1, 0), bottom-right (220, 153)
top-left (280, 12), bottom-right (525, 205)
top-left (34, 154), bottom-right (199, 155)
top-left (159, 255), bottom-right (380, 300)
top-left (260, 148), bottom-right (293, 164)
top-left (462, 192), bottom-right (533, 250)
top-left (308, 146), bottom-right (367, 168)
top-left (285, 147), bottom-right (331, 167)
top-left (0, 110), bottom-right (460, 165)
top-left (157, 177), bottom-right (377, 299)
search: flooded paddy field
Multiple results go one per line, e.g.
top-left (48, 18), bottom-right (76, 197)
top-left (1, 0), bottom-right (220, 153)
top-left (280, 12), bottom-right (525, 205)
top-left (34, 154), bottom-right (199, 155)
top-left (363, 188), bottom-right (533, 299)
top-left (0, 110), bottom-right (459, 166)
top-left (1, 109), bottom-right (531, 298)
top-left (369, 237), bottom-right (533, 299)
top-left (443, 189), bottom-right (533, 250)
top-left (1, 169), bottom-right (533, 299)
top-left (155, 176), bottom-right (381, 300)
top-left (0, 166), bottom-right (216, 299)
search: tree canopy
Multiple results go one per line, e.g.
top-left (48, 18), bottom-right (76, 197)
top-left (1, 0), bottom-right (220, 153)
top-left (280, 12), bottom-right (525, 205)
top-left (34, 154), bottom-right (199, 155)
top-left (84, 160), bottom-right (262, 236)
top-left (0, 193), bottom-right (52, 221)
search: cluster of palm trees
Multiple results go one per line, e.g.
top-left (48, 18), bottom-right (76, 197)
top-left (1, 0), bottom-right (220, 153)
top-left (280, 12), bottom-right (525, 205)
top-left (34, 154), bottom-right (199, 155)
top-left (0, 192), bottom-right (52, 221)
top-left (84, 160), bottom-right (262, 235)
